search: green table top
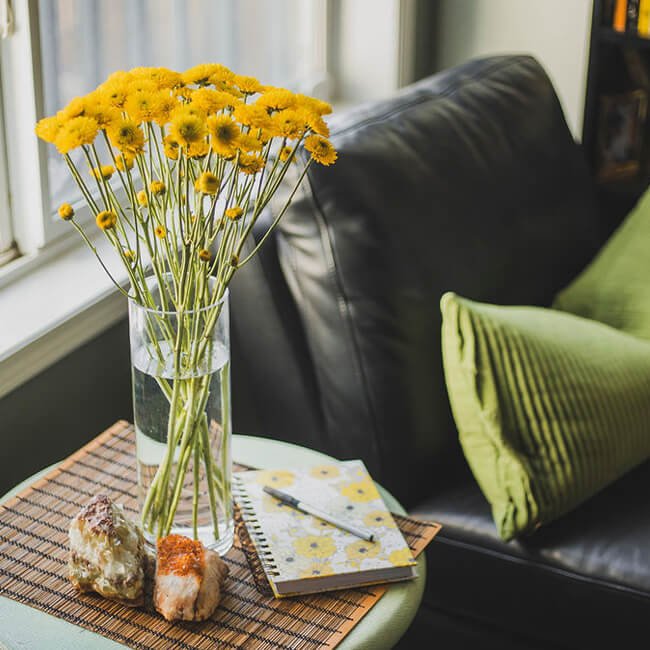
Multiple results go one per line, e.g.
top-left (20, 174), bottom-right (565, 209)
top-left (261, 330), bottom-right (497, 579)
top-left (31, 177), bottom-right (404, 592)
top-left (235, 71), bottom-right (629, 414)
top-left (0, 434), bottom-right (425, 650)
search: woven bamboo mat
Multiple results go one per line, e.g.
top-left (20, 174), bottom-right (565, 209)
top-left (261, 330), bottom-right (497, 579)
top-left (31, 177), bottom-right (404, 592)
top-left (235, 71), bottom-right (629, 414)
top-left (0, 420), bottom-right (441, 649)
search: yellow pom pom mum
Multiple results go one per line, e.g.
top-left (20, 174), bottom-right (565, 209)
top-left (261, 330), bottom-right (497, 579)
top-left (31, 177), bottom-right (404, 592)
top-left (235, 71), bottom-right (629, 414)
top-left (115, 153), bottom-right (134, 172)
top-left (58, 203), bottom-right (74, 221)
top-left (90, 165), bottom-right (115, 180)
top-left (225, 206), bottom-right (243, 220)
top-left (195, 171), bottom-right (220, 195)
top-left (169, 112), bottom-right (207, 147)
top-left (108, 119), bottom-right (145, 154)
top-left (154, 225), bottom-right (167, 239)
top-left (238, 153), bottom-right (264, 175)
top-left (54, 116), bottom-right (99, 154)
top-left (207, 115), bottom-right (240, 157)
top-left (35, 116), bottom-right (61, 144)
top-left (137, 190), bottom-right (148, 206)
top-left (149, 180), bottom-right (166, 195)
top-left (304, 134), bottom-right (337, 166)
top-left (96, 210), bottom-right (117, 231)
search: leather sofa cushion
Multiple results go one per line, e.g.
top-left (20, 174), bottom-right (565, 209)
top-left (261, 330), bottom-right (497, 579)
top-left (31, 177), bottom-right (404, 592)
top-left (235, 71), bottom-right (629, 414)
top-left (277, 55), bottom-right (608, 506)
top-left (411, 460), bottom-right (650, 648)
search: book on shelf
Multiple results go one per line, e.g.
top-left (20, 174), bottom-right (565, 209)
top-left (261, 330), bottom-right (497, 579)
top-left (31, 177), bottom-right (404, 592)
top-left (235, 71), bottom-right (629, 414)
top-left (639, 0), bottom-right (650, 36)
top-left (614, 0), bottom-right (628, 31)
top-left (233, 459), bottom-right (417, 597)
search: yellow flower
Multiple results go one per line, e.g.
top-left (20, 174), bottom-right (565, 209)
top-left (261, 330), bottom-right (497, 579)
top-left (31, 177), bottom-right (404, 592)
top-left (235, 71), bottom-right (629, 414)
top-left (207, 63), bottom-right (235, 87)
top-left (126, 78), bottom-right (157, 95)
top-left (155, 225), bottom-right (167, 239)
top-left (54, 116), bottom-right (99, 154)
top-left (182, 63), bottom-right (228, 86)
top-left (57, 203), bottom-right (74, 221)
top-left (195, 171), bottom-right (220, 195)
top-left (225, 206), bottom-right (243, 221)
top-left (279, 145), bottom-right (295, 162)
top-left (345, 539), bottom-right (381, 561)
top-left (238, 153), bottom-right (264, 175)
top-left (191, 88), bottom-right (239, 114)
top-left (293, 535), bottom-right (336, 559)
top-left (99, 80), bottom-right (129, 109)
top-left (107, 119), bottom-right (145, 154)
top-left (114, 153), bottom-right (134, 172)
top-left (149, 180), bottom-right (166, 195)
top-left (153, 94), bottom-right (178, 127)
top-left (234, 74), bottom-right (263, 96)
top-left (255, 469), bottom-right (295, 488)
top-left (299, 562), bottom-right (334, 579)
top-left (340, 479), bottom-right (379, 503)
top-left (257, 88), bottom-right (296, 112)
top-left (123, 249), bottom-right (136, 261)
top-left (58, 96), bottom-right (86, 120)
top-left (236, 132), bottom-right (263, 153)
top-left (388, 548), bottom-right (415, 567)
top-left (84, 99), bottom-right (119, 130)
top-left (207, 115), bottom-right (240, 156)
top-left (309, 465), bottom-right (340, 479)
top-left (95, 210), bottom-right (117, 230)
top-left (169, 112), bottom-right (206, 147)
top-left (232, 104), bottom-right (271, 130)
top-left (301, 109), bottom-right (330, 138)
top-left (304, 134), bottom-right (337, 166)
top-left (130, 66), bottom-right (182, 90)
top-left (103, 69), bottom-right (131, 86)
top-left (185, 140), bottom-right (209, 159)
top-left (90, 164), bottom-right (115, 180)
top-left (137, 190), bottom-right (148, 206)
top-left (295, 94), bottom-right (333, 116)
top-left (198, 248), bottom-right (212, 262)
top-left (163, 135), bottom-right (179, 160)
top-left (269, 110), bottom-right (305, 139)
top-left (362, 510), bottom-right (396, 528)
top-left (230, 253), bottom-right (239, 267)
top-left (124, 90), bottom-right (165, 122)
top-left (35, 116), bottom-right (61, 144)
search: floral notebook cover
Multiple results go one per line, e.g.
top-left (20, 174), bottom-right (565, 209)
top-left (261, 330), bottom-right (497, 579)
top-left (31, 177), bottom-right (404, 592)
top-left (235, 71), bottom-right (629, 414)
top-left (233, 460), bottom-right (417, 597)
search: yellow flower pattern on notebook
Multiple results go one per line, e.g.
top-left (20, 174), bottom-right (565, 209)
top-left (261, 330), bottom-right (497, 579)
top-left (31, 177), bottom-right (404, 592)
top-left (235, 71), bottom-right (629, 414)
top-left (233, 460), bottom-right (416, 596)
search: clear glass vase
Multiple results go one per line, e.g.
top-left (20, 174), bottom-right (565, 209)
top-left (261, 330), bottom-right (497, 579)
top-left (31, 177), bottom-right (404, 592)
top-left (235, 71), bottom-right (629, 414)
top-left (128, 281), bottom-right (233, 555)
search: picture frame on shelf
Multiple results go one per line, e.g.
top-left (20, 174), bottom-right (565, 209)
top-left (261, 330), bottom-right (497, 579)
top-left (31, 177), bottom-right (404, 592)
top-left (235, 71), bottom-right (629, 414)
top-left (596, 89), bottom-right (648, 182)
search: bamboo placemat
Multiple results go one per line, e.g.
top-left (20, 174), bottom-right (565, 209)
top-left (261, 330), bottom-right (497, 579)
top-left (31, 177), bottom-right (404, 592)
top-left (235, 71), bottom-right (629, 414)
top-left (0, 420), bottom-right (441, 649)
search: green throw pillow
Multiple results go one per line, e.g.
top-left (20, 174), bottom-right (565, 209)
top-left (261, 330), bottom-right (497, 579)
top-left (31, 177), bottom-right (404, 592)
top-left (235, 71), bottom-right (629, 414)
top-left (553, 187), bottom-right (650, 339)
top-left (441, 292), bottom-right (650, 541)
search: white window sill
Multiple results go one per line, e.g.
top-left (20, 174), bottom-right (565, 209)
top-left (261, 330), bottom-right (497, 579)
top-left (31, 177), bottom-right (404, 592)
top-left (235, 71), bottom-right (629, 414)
top-left (0, 233), bottom-right (129, 399)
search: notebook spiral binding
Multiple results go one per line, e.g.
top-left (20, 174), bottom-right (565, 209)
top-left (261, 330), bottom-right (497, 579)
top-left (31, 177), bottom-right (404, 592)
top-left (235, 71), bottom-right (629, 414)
top-left (232, 475), bottom-right (281, 577)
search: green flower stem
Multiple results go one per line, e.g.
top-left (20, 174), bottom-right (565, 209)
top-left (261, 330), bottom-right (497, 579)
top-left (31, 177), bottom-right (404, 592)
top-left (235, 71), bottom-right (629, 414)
top-left (192, 441), bottom-right (200, 540)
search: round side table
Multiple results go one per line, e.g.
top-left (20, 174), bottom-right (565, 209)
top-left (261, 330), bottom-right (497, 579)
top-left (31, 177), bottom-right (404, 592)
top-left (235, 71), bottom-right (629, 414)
top-left (0, 434), bottom-right (426, 650)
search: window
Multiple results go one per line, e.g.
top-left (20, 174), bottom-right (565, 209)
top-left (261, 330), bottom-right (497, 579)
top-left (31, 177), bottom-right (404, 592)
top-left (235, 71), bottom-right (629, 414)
top-left (0, 0), bottom-right (328, 268)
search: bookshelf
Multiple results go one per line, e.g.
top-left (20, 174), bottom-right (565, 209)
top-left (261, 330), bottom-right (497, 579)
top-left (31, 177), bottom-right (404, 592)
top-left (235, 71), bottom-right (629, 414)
top-left (583, 0), bottom-right (650, 223)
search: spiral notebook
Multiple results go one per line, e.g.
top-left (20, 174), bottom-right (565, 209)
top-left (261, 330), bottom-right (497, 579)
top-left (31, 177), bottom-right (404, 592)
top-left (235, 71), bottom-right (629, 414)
top-left (233, 460), bottom-right (417, 597)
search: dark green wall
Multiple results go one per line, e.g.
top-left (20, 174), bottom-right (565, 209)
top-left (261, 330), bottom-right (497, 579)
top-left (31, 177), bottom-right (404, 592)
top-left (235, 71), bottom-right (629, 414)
top-left (0, 319), bottom-right (133, 495)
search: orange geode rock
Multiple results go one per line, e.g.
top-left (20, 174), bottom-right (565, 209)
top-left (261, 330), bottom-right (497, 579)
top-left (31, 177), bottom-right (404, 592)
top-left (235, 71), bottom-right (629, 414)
top-left (154, 534), bottom-right (229, 622)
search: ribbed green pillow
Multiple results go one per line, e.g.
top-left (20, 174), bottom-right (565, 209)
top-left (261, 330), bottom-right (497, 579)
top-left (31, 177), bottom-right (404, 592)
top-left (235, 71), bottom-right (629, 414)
top-left (441, 292), bottom-right (650, 541)
top-left (553, 187), bottom-right (650, 339)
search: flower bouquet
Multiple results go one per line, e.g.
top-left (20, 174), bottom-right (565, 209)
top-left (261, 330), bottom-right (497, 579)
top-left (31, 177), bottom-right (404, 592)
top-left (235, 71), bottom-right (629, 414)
top-left (35, 63), bottom-right (337, 552)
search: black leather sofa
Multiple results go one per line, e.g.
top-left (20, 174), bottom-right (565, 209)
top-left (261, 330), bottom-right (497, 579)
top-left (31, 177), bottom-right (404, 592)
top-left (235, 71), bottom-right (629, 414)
top-left (229, 55), bottom-right (650, 649)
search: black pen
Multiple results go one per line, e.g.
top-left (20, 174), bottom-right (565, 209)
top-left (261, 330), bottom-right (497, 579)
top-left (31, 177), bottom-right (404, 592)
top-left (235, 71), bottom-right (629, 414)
top-left (263, 485), bottom-right (376, 542)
